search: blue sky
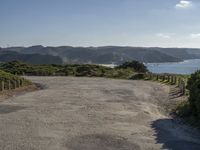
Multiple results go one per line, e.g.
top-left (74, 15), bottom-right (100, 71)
top-left (0, 0), bottom-right (200, 48)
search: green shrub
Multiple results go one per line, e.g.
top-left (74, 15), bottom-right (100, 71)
top-left (130, 73), bottom-right (145, 80)
top-left (75, 65), bottom-right (93, 76)
top-left (0, 70), bottom-right (31, 86)
top-left (187, 70), bottom-right (200, 119)
top-left (0, 61), bottom-right (143, 80)
top-left (176, 101), bottom-right (191, 117)
top-left (116, 61), bottom-right (148, 73)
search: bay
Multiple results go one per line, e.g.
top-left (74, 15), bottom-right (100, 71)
top-left (146, 59), bottom-right (200, 75)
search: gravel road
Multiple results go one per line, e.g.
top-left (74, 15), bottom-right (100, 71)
top-left (0, 76), bottom-right (200, 150)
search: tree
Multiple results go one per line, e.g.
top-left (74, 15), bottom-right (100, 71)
top-left (117, 60), bottom-right (148, 73)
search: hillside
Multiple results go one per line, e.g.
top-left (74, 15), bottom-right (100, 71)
top-left (153, 48), bottom-right (199, 60)
top-left (1, 46), bottom-right (200, 64)
top-left (0, 51), bottom-right (63, 65)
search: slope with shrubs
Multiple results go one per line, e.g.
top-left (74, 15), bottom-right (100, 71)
top-left (0, 60), bottom-right (148, 80)
top-left (176, 70), bottom-right (200, 127)
top-left (0, 70), bottom-right (31, 88)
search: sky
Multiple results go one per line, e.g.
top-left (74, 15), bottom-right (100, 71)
top-left (0, 0), bottom-right (200, 48)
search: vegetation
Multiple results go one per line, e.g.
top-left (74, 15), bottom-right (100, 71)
top-left (0, 60), bottom-right (148, 80)
top-left (116, 60), bottom-right (148, 73)
top-left (176, 70), bottom-right (200, 127)
top-left (0, 70), bottom-right (31, 89)
top-left (187, 71), bottom-right (200, 119)
top-left (0, 70), bottom-right (24, 81)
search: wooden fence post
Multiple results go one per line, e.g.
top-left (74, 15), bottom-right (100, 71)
top-left (17, 80), bottom-right (20, 88)
top-left (170, 76), bottom-right (173, 84)
top-left (179, 78), bottom-right (181, 87)
top-left (1, 81), bottom-right (4, 91)
top-left (13, 80), bottom-right (17, 89)
top-left (8, 80), bottom-right (11, 90)
top-left (156, 75), bottom-right (159, 80)
top-left (162, 75), bottom-right (165, 81)
top-left (149, 73), bottom-right (152, 80)
top-left (182, 80), bottom-right (186, 95)
top-left (159, 75), bottom-right (161, 80)
top-left (178, 80), bottom-right (185, 96)
top-left (174, 76), bottom-right (177, 85)
top-left (20, 79), bottom-right (24, 87)
top-left (167, 75), bottom-right (170, 82)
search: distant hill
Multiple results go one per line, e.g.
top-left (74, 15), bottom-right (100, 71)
top-left (152, 48), bottom-right (199, 60)
top-left (0, 51), bottom-right (63, 64)
top-left (1, 46), bottom-right (200, 64)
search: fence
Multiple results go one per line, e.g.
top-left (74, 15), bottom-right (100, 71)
top-left (145, 73), bottom-right (186, 96)
top-left (0, 79), bottom-right (25, 92)
top-left (23, 72), bottom-right (66, 76)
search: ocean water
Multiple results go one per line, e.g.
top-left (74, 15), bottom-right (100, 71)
top-left (146, 59), bottom-right (200, 75)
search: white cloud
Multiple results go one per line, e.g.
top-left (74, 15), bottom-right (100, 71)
top-left (156, 33), bottom-right (171, 39)
top-left (190, 33), bottom-right (200, 38)
top-left (175, 0), bottom-right (192, 9)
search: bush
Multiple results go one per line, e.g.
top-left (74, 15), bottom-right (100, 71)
top-left (176, 101), bottom-right (191, 117)
top-left (0, 61), bottom-right (143, 80)
top-left (187, 70), bottom-right (200, 119)
top-left (117, 60), bottom-right (148, 73)
top-left (0, 70), bottom-right (31, 86)
top-left (130, 73), bottom-right (145, 80)
top-left (76, 65), bottom-right (93, 76)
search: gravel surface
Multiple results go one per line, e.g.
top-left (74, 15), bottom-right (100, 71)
top-left (0, 76), bottom-right (200, 150)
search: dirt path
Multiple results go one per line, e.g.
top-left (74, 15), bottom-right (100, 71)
top-left (0, 77), bottom-right (200, 150)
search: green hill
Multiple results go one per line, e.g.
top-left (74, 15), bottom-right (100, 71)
top-left (0, 51), bottom-right (63, 65)
top-left (2, 46), bottom-right (193, 64)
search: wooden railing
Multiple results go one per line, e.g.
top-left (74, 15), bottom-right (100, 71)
top-left (0, 79), bottom-right (25, 92)
top-left (145, 73), bottom-right (186, 96)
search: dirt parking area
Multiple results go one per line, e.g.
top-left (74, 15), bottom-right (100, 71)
top-left (0, 76), bottom-right (200, 150)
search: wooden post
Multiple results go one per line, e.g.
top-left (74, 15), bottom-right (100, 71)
top-left (174, 76), bottom-right (177, 85)
top-left (1, 81), bottom-right (4, 91)
top-left (20, 79), bottom-right (24, 87)
top-left (16, 80), bottom-right (19, 88)
top-left (19, 80), bottom-right (21, 87)
top-left (167, 75), bottom-right (169, 82)
top-left (170, 76), bottom-right (173, 84)
top-left (13, 80), bottom-right (17, 89)
top-left (182, 80), bottom-right (185, 95)
top-left (178, 78), bottom-right (181, 88)
top-left (178, 80), bottom-right (185, 95)
top-left (156, 75), bottom-right (159, 80)
top-left (149, 73), bottom-right (152, 80)
top-left (146, 73), bottom-right (148, 79)
top-left (8, 80), bottom-right (11, 90)
top-left (162, 75), bottom-right (165, 81)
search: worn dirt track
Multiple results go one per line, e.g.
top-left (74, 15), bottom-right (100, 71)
top-left (0, 76), bottom-right (200, 150)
